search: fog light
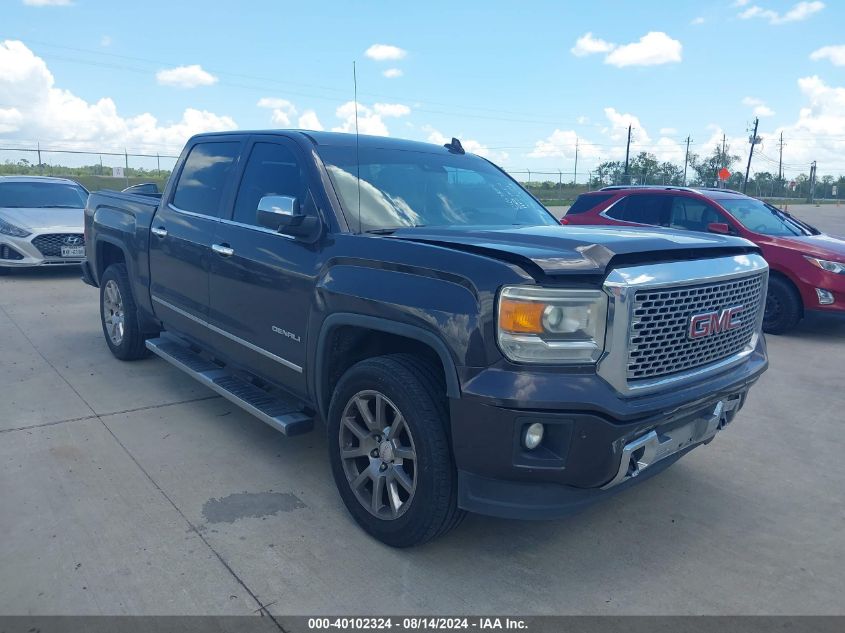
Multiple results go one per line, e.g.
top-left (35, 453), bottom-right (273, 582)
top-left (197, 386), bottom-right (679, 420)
top-left (523, 422), bottom-right (545, 450)
top-left (816, 288), bottom-right (835, 305)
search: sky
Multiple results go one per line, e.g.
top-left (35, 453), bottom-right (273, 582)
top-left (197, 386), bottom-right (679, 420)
top-left (1, 0), bottom-right (844, 180)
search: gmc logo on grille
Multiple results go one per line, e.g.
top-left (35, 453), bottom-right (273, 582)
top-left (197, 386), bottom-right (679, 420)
top-left (688, 305), bottom-right (744, 339)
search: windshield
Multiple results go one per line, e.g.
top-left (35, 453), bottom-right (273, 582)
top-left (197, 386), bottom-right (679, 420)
top-left (718, 197), bottom-right (811, 236)
top-left (318, 147), bottom-right (557, 232)
top-left (0, 182), bottom-right (89, 208)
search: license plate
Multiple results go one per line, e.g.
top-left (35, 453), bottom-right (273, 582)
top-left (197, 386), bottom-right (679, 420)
top-left (61, 246), bottom-right (85, 258)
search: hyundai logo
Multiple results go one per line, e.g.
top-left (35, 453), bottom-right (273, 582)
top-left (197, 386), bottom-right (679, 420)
top-left (688, 306), bottom-right (744, 339)
top-left (63, 235), bottom-right (83, 246)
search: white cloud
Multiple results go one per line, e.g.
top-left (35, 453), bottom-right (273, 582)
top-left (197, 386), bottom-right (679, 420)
top-left (373, 103), bottom-right (411, 118)
top-left (364, 44), bottom-right (406, 61)
top-left (257, 97), bottom-right (297, 126)
top-left (425, 127), bottom-right (508, 163)
top-left (571, 32), bottom-right (616, 57)
top-left (0, 108), bottom-right (24, 134)
top-left (382, 68), bottom-right (403, 78)
top-left (690, 16), bottom-right (705, 25)
top-left (773, 76), bottom-right (845, 167)
top-left (331, 101), bottom-right (411, 136)
top-left (0, 40), bottom-right (236, 152)
top-left (100, 35), bottom-right (112, 47)
top-left (739, 1), bottom-right (825, 24)
top-left (572, 31), bottom-right (682, 67)
top-left (605, 32), bottom-right (682, 67)
top-left (810, 44), bottom-right (845, 66)
top-left (297, 110), bottom-right (323, 131)
top-left (156, 64), bottom-right (217, 88)
top-left (742, 96), bottom-right (775, 117)
top-left (528, 129), bottom-right (597, 162)
top-left (660, 127), bottom-right (678, 135)
top-left (733, 0), bottom-right (751, 6)
top-left (603, 107), bottom-right (651, 143)
top-left (23, 0), bottom-right (72, 5)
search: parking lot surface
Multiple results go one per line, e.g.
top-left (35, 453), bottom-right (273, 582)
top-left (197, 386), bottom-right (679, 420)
top-left (1, 205), bottom-right (844, 615)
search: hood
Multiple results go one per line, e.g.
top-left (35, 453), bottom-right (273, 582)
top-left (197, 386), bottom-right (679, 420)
top-left (387, 225), bottom-right (756, 276)
top-left (765, 232), bottom-right (845, 260)
top-left (0, 206), bottom-right (84, 232)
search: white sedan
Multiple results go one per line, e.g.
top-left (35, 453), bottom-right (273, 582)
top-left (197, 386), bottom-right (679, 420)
top-left (0, 176), bottom-right (89, 273)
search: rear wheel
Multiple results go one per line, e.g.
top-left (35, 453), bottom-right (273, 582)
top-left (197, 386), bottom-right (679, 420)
top-left (100, 263), bottom-right (149, 360)
top-left (327, 354), bottom-right (464, 547)
top-left (763, 276), bottom-right (802, 334)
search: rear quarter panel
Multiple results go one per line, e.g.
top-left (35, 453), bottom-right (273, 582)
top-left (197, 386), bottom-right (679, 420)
top-left (86, 191), bottom-right (159, 316)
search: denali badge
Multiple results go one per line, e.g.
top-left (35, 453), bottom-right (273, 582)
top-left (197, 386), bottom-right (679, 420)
top-left (688, 305), bottom-right (744, 339)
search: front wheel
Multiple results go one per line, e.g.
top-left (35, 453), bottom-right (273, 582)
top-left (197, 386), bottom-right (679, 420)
top-left (99, 263), bottom-right (149, 360)
top-left (763, 276), bottom-right (802, 334)
top-left (327, 354), bottom-right (465, 547)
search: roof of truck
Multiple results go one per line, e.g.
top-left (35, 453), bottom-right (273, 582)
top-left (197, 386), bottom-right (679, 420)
top-left (192, 130), bottom-right (460, 154)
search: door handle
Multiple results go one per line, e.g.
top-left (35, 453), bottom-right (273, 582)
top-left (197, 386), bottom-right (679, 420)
top-left (211, 243), bottom-right (234, 257)
top-left (151, 226), bottom-right (168, 238)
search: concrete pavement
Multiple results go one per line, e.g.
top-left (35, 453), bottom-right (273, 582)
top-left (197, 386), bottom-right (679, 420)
top-left (0, 204), bottom-right (843, 615)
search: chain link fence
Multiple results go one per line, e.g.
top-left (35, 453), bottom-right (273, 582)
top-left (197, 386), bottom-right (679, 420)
top-left (0, 144), bottom-right (178, 192)
top-left (2, 143), bottom-right (840, 207)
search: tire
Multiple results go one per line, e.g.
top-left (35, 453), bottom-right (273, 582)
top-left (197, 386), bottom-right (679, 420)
top-left (327, 354), bottom-right (465, 547)
top-left (763, 275), bottom-right (802, 334)
top-left (99, 263), bottom-right (149, 360)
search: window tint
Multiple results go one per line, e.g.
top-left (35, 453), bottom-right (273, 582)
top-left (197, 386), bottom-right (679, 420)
top-left (172, 142), bottom-right (240, 216)
top-left (566, 193), bottom-right (615, 215)
top-left (668, 197), bottom-right (724, 232)
top-left (232, 142), bottom-right (307, 226)
top-left (607, 194), bottom-right (669, 226)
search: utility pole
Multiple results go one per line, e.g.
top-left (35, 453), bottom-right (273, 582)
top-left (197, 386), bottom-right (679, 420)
top-left (777, 132), bottom-right (784, 181)
top-left (722, 134), bottom-right (727, 168)
top-left (743, 118), bottom-right (759, 194)
top-left (683, 135), bottom-right (691, 186)
top-left (623, 125), bottom-right (632, 184)
top-left (809, 161), bottom-right (817, 204)
top-left (573, 137), bottom-right (579, 185)
top-left (37, 142), bottom-right (42, 173)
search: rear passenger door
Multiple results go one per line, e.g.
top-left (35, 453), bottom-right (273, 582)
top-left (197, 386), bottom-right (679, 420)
top-left (207, 137), bottom-right (322, 397)
top-left (605, 194), bottom-right (671, 227)
top-left (148, 139), bottom-right (242, 339)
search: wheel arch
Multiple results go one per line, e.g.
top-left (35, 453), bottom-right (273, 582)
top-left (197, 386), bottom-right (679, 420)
top-left (314, 313), bottom-right (461, 422)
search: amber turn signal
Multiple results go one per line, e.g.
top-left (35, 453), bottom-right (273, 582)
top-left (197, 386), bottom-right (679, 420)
top-left (498, 299), bottom-right (545, 334)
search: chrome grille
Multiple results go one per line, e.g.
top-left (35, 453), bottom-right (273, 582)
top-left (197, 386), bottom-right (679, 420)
top-left (31, 233), bottom-right (85, 258)
top-left (628, 274), bottom-right (764, 381)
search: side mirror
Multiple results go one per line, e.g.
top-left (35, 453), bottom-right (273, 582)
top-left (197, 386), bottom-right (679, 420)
top-left (256, 195), bottom-right (320, 239)
top-left (707, 222), bottom-right (731, 235)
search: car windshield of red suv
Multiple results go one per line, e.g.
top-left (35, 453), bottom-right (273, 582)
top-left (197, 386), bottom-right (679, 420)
top-left (718, 198), bottom-right (812, 237)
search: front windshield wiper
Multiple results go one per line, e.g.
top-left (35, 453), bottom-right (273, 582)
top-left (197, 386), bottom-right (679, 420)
top-left (364, 224), bottom-right (426, 235)
top-left (365, 228), bottom-right (400, 235)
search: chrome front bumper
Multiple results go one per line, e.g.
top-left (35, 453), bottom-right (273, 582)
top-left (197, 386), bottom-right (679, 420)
top-left (602, 393), bottom-right (743, 490)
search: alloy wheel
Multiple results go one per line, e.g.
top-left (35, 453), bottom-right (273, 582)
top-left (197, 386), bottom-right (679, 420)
top-left (102, 279), bottom-right (125, 346)
top-left (339, 390), bottom-right (417, 519)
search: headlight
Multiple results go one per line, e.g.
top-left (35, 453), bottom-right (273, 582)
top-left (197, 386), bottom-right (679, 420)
top-left (497, 286), bottom-right (607, 364)
top-left (0, 217), bottom-right (31, 238)
top-left (804, 256), bottom-right (845, 274)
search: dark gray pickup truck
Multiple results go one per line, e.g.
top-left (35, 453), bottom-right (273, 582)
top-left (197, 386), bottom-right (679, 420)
top-left (83, 131), bottom-right (769, 546)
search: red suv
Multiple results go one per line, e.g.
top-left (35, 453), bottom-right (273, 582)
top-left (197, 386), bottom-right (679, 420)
top-left (563, 186), bottom-right (845, 333)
